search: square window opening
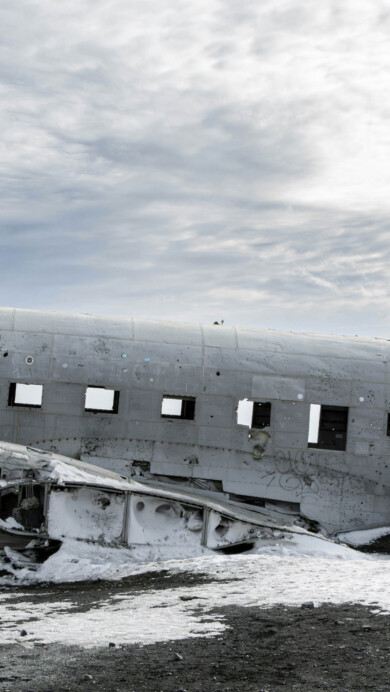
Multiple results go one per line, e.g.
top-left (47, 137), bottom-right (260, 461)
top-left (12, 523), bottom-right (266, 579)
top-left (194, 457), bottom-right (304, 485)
top-left (237, 399), bottom-right (271, 428)
top-left (161, 396), bottom-right (195, 420)
top-left (85, 387), bottom-right (119, 413)
top-left (252, 402), bottom-right (271, 429)
top-left (8, 383), bottom-right (43, 408)
top-left (308, 404), bottom-right (348, 451)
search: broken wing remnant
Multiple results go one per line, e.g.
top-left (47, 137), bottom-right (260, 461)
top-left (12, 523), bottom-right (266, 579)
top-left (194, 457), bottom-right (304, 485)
top-left (0, 442), bottom-right (314, 558)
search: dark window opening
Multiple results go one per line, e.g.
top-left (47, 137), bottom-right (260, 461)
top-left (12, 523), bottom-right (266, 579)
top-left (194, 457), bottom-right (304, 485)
top-left (85, 386), bottom-right (120, 413)
top-left (8, 383), bottom-right (43, 408)
top-left (308, 404), bottom-right (349, 451)
top-left (161, 396), bottom-right (195, 420)
top-left (252, 402), bottom-right (271, 429)
top-left (237, 399), bottom-right (271, 428)
top-left (387, 414), bottom-right (390, 436)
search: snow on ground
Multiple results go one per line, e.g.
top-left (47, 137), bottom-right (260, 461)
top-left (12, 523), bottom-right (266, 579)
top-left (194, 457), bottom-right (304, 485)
top-left (1, 533), bottom-right (390, 649)
top-left (337, 526), bottom-right (390, 547)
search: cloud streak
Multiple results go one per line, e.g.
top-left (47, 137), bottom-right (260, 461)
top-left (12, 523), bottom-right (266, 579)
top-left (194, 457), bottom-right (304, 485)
top-left (0, 0), bottom-right (390, 337)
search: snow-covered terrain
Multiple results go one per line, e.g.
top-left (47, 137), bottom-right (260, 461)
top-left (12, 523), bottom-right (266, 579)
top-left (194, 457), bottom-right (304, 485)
top-left (1, 533), bottom-right (389, 649)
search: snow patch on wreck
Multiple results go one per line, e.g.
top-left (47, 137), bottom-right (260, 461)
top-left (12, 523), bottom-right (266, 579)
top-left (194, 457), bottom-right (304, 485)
top-left (0, 442), bottom-right (326, 570)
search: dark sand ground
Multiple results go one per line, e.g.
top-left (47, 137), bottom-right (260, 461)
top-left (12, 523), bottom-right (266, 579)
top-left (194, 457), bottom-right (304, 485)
top-left (0, 570), bottom-right (388, 692)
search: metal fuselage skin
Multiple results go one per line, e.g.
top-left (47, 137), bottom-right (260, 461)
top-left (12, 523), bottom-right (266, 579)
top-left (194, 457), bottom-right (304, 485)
top-left (0, 307), bottom-right (389, 534)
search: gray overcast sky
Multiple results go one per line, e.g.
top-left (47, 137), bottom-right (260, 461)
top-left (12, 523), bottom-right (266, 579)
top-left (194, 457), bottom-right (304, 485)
top-left (1, 1), bottom-right (390, 337)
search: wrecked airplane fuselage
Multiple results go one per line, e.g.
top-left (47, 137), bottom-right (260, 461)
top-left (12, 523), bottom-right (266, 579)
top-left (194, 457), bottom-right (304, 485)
top-left (1, 307), bottom-right (390, 539)
top-left (0, 442), bottom-right (310, 557)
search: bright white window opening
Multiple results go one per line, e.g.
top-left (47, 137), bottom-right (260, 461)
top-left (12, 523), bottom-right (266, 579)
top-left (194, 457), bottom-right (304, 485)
top-left (161, 397), bottom-right (183, 416)
top-left (161, 396), bottom-right (196, 420)
top-left (308, 404), bottom-right (321, 443)
top-left (237, 399), bottom-right (254, 427)
top-left (13, 384), bottom-right (43, 407)
top-left (85, 387), bottom-right (116, 412)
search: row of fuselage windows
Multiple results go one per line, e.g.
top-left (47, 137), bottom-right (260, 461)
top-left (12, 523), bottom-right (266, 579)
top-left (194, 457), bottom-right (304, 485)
top-left (6, 383), bottom-right (385, 452)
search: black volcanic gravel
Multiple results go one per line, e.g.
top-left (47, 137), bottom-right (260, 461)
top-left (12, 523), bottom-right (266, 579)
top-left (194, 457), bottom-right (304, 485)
top-left (0, 570), bottom-right (388, 692)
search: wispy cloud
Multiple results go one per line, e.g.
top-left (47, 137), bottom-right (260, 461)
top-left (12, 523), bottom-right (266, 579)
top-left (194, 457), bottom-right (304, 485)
top-left (1, 1), bottom-right (390, 337)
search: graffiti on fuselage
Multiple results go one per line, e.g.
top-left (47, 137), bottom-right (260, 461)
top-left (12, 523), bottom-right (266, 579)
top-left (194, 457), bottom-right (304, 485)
top-left (251, 448), bottom-right (360, 499)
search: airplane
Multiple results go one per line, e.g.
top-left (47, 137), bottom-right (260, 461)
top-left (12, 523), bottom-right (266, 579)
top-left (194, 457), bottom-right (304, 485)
top-left (0, 441), bottom-right (312, 556)
top-left (0, 306), bottom-right (389, 556)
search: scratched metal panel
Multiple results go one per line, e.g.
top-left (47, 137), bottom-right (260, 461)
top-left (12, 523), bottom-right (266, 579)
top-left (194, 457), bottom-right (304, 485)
top-left (203, 346), bottom-right (270, 373)
top-left (151, 442), bottom-right (199, 467)
top-left (156, 365), bottom-right (205, 396)
top-left (304, 378), bottom-right (353, 407)
top-left (127, 420), bottom-right (167, 441)
top-left (0, 331), bottom-right (53, 355)
top-left (236, 329), bottom-right (284, 353)
top-left (80, 437), bottom-right (154, 462)
top-left (300, 494), bottom-right (343, 531)
top-left (384, 386), bottom-right (390, 409)
top-left (42, 383), bottom-right (86, 416)
top-left (202, 347), bottom-right (300, 376)
top-left (252, 375), bottom-right (305, 401)
top-left (53, 334), bottom-right (133, 360)
top-left (13, 309), bottom-right (133, 339)
top-left (229, 452), bottom-right (266, 473)
top-left (51, 357), bottom-right (126, 387)
top-left (202, 325), bottom-right (237, 349)
top-left (197, 426), bottom-right (232, 448)
top-left (151, 443), bottom-right (227, 478)
top-left (157, 421), bottom-right (198, 445)
top-left (127, 389), bottom-right (162, 420)
top-left (271, 402), bottom-right (310, 432)
top-left (237, 327), bottom-right (389, 361)
top-left (354, 439), bottom-right (374, 456)
top-left (263, 352), bottom-right (387, 382)
top-left (128, 363), bottom-right (204, 392)
top-left (223, 477), bottom-right (303, 502)
top-left (126, 419), bottom-right (197, 446)
top-left (372, 494), bottom-right (390, 522)
top-left (6, 353), bottom-right (52, 382)
top-left (194, 447), bottom-right (229, 469)
top-left (54, 338), bottom-right (203, 367)
top-left (0, 409), bottom-right (17, 427)
top-left (272, 431), bottom-right (310, 450)
top-left (205, 347), bottom-right (387, 382)
top-left (150, 461), bottom-right (223, 480)
top-left (327, 484), bottom-right (377, 530)
top-left (195, 395), bottom-right (234, 427)
top-left (131, 363), bottom-right (171, 391)
top-left (203, 368), bottom-right (250, 396)
top-left (341, 452), bottom-right (389, 482)
top-left (231, 429), bottom-right (253, 453)
top-left (134, 319), bottom-right (202, 346)
top-left (352, 382), bottom-right (385, 409)
top-left (282, 449), bottom-right (382, 484)
top-left (14, 412), bottom-right (57, 444)
top-left (35, 438), bottom-right (81, 457)
top-left (78, 414), bottom-right (128, 438)
top-left (48, 413), bottom-right (127, 440)
top-left (191, 464), bottom-right (227, 481)
top-left (81, 456), bottom-right (132, 474)
top-left (380, 432), bottom-right (390, 457)
top-left (132, 341), bottom-right (203, 367)
top-left (348, 407), bottom-right (385, 440)
top-left (0, 426), bottom-right (15, 444)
